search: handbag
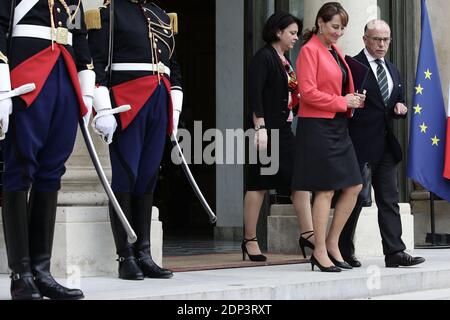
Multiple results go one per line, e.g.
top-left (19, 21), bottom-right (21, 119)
top-left (359, 163), bottom-right (372, 207)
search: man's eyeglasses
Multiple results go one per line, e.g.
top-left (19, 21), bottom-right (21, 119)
top-left (364, 35), bottom-right (392, 43)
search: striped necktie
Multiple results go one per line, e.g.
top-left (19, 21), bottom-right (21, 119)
top-left (376, 59), bottom-right (390, 106)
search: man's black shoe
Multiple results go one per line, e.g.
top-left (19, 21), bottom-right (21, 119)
top-left (343, 255), bottom-right (362, 268)
top-left (385, 251), bottom-right (425, 268)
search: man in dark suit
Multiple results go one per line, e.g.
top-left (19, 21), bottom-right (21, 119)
top-left (339, 20), bottom-right (425, 268)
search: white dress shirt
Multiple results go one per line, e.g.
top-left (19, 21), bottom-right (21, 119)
top-left (364, 48), bottom-right (394, 98)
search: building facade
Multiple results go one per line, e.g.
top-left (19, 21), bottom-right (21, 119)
top-left (3, 1), bottom-right (450, 258)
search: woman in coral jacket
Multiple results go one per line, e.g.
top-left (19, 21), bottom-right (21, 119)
top-left (0, 0), bottom-right (93, 300)
top-left (292, 2), bottom-right (364, 272)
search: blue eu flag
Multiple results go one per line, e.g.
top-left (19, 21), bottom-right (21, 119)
top-left (407, 0), bottom-right (450, 202)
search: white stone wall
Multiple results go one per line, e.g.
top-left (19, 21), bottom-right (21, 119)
top-left (303, 0), bottom-right (378, 56)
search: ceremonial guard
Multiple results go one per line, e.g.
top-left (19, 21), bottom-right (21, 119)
top-left (0, 0), bottom-right (95, 300)
top-left (86, 0), bottom-right (183, 280)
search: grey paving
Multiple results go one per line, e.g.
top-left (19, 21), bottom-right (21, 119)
top-left (0, 249), bottom-right (449, 300)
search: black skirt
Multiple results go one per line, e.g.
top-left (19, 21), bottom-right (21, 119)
top-left (292, 113), bottom-right (362, 191)
top-left (246, 125), bottom-right (295, 192)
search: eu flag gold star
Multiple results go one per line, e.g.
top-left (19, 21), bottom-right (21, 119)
top-left (415, 84), bottom-right (424, 95)
top-left (431, 135), bottom-right (440, 146)
top-left (424, 69), bottom-right (432, 80)
top-left (420, 123), bottom-right (428, 133)
top-left (414, 104), bottom-right (422, 114)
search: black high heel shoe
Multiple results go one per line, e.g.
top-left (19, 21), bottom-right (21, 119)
top-left (299, 231), bottom-right (315, 258)
top-left (242, 237), bottom-right (267, 262)
top-left (310, 255), bottom-right (341, 273)
top-left (328, 253), bottom-right (353, 270)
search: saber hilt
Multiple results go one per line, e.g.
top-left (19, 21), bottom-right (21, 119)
top-left (0, 83), bottom-right (36, 101)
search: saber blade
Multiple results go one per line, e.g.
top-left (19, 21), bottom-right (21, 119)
top-left (80, 119), bottom-right (137, 243)
top-left (171, 134), bottom-right (217, 224)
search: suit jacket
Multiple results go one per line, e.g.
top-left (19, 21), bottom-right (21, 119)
top-left (296, 34), bottom-right (354, 119)
top-left (348, 50), bottom-right (406, 166)
top-left (248, 44), bottom-right (294, 130)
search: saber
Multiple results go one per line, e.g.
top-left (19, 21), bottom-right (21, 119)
top-left (171, 134), bottom-right (217, 224)
top-left (0, 83), bottom-right (36, 101)
top-left (80, 118), bottom-right (137, 243)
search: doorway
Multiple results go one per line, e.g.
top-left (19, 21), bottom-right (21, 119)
top-left (152, 0), bottom-right (220, 255)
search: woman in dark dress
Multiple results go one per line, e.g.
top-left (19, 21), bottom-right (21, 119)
top-left (293, 2), bottom-right (365, 272)
top-left (243, 12), bottom-right (313, 261)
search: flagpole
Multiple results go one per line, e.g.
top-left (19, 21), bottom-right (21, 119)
top-left (419, 192), bottom-right (450, 248)
top-left (430, 192), bottom-right (436, 245)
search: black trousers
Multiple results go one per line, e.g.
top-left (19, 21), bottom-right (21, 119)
top-left (339, 148), bottom-right (406, 257)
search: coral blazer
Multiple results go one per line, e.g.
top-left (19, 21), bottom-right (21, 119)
top-left (296, 34), bottom-right (355, 118)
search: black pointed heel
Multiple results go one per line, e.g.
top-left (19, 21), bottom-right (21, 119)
top-left (310, 255), bottom-right (341, 272)
top-left (241, 237), bottom-right (267, 262)
top-left (299, 231), bottom-right (315, 258)
top-left (328, 253), bottom-right (353, 270)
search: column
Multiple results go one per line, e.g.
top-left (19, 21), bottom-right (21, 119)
top-left (215, 0), bottom-right (245, 240)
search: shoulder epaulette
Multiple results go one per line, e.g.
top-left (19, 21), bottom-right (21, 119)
top-left (85, 8), bottom-right (102, 30)
top-left (85, 1), bottom-right (110, 31)
top-left (167, 13), bottom-right (178, 35)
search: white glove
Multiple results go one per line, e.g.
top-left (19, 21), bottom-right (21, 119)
top-left (0, 97), bottom-right (12, 140)
top-left (78, 70), bottom-right (96, 123)
top-left (172, 110), bottom-right (181, 137)
top-left (82, 95), bottom-right (93, 123)
top-left (92, 86), bottom-right (117, 144)
top-left (0, 64), bottom-right (12, 140)
top-left (171, 89), bottom-right (183, 137)
top-left (94, 113), bottom-right (117, 144)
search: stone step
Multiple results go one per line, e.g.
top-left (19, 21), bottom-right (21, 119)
top-left (362, 288), bottom-right (450, 300)
top-left (268, 204), bottom-right (414, 257)
top-left (0, 205), bottom-right (163, 277)
top-left (1, 249), bottom-right (448, 300)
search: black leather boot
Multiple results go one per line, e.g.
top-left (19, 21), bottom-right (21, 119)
top-left (132, 193), bottom-right (173, 279)
top-left (109, 193), bottom-right (144, 280)
top-left (2, 191), bottom-right (42, 300)
top-left (28, 190), bottom-right (84, 300)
